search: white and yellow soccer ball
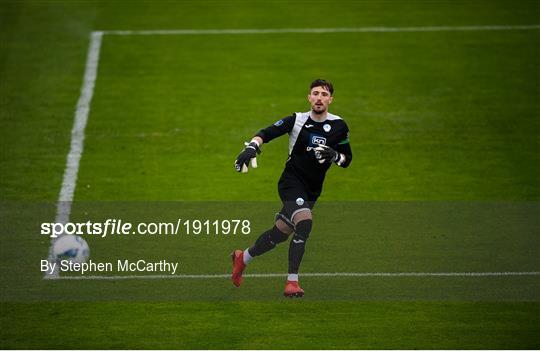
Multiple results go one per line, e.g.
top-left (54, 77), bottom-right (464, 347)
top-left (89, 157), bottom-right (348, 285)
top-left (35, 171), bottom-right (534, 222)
top-left (53, 235), bottom-right (90, 263)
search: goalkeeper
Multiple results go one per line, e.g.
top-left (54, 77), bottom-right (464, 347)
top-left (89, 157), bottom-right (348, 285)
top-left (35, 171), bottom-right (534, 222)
top-left (232, 79), bottom-right (352, 297)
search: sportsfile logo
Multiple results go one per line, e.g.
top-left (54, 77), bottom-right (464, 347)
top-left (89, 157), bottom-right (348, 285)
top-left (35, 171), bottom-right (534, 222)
top-left (41, 219), bottom-right (252, 238)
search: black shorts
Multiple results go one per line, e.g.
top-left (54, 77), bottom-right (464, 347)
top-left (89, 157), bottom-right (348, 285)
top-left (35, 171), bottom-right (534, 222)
top-left (277, 173), bottom-right (319, 223)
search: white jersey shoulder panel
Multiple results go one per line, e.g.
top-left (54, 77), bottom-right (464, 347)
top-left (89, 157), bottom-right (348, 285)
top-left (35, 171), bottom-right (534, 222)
top-left (326, 112), bottom-right (342, 121)
top-left (289, 112), bottom-right (310, 155)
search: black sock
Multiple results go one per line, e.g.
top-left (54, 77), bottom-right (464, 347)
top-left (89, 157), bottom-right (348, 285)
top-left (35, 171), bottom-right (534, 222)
top-left (288, 220), bottom-right (312, 274)
top-left (288, 235), bottom-right (306, 274)
top-left (248, 226), bottom-right (289, 257)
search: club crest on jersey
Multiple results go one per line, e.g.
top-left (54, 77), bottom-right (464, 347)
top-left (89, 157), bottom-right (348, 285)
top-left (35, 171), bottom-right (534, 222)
top-left (310, 134), bottom-right (327, 147)
top-left (323, 123), bottom-right (331, 132)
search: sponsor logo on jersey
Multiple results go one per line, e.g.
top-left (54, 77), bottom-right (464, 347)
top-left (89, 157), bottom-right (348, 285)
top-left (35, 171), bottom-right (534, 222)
top-left (310, 134), bottom-right (327, 147)
top-left (304, 124), bottom-right (314, 128)
top-left (274, 119), bottom-right (284, 126)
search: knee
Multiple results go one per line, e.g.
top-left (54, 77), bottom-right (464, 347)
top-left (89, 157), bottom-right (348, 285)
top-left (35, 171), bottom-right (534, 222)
top-left (275, 219), bottom-right (294, 235)
top-left (293, 219), bottom-right (312, 241)
top-left (269, 225), bottom-right (289, 244)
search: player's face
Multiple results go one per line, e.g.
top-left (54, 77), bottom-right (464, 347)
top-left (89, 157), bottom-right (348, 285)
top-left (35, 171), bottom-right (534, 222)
top-left (308, 86), bottom-right (333, 114)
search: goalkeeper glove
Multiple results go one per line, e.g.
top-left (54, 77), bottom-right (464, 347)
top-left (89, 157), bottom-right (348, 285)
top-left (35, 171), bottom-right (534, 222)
top-left (235, 141), bottom-right (261, 173)
top-left (314, 144), bottom-right (339, 164)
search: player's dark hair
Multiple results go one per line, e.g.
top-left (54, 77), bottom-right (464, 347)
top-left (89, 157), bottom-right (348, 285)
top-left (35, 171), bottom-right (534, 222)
top-left (310, 79), bottom-right (334, 95)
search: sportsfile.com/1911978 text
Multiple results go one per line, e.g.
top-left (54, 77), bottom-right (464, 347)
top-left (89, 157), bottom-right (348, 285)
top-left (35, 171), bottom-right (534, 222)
top-left (40, 219), bottom-right (252, 238)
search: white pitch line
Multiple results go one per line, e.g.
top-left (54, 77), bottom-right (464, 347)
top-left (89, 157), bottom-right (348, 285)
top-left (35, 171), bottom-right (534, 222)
top-left (45, 32), bottom-right (103, 279)
top-left (55, 31), bottom-right (103, 224)
top-left (52, 271), bottom-right (540, 280)
top-left (103, 25), bottom-right (540, 36)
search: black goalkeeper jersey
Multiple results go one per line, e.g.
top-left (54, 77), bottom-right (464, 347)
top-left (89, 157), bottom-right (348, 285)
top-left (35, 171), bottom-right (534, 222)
top-left (256, 111), bottom-right (352, 195)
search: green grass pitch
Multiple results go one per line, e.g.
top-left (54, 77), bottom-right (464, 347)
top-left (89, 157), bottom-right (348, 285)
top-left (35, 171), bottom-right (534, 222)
top-left (1, 0), bottom-right (539, 349)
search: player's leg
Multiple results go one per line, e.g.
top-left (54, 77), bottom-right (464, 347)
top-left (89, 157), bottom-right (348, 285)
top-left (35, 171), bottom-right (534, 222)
top-left (245, 215), bottom-right (293, 260)
top-left (231, 211), bottom-right (293, 287)
top-left (249, 176), bottom-right (308, 261)
top-left (275, 179), bottom-right (314, 296)
top-left (288, 209), bottom-right (312, 280)
top-left (284, 209), bottom-right (312, 297)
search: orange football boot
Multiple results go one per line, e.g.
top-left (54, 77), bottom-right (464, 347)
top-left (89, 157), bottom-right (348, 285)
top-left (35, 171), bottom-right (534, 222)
top-left (284, 280), bottom-right (304, 297)
top-left (230, 249), bottom-right (246, 287)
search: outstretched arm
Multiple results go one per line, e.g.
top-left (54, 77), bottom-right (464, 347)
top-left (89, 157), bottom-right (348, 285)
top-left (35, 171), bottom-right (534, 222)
top-left (254, 115), bottom-right (295, 144)
top-left (234, 115), bottom-right (295, 173)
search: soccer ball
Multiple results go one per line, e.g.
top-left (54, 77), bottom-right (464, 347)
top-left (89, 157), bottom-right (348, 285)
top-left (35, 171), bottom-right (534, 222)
top-left (53, 235), bottom-right (90, 263)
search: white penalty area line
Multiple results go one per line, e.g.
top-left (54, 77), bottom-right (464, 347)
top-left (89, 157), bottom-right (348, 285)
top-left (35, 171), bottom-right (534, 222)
top-left (53, 271), bottom-right (540, 280)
